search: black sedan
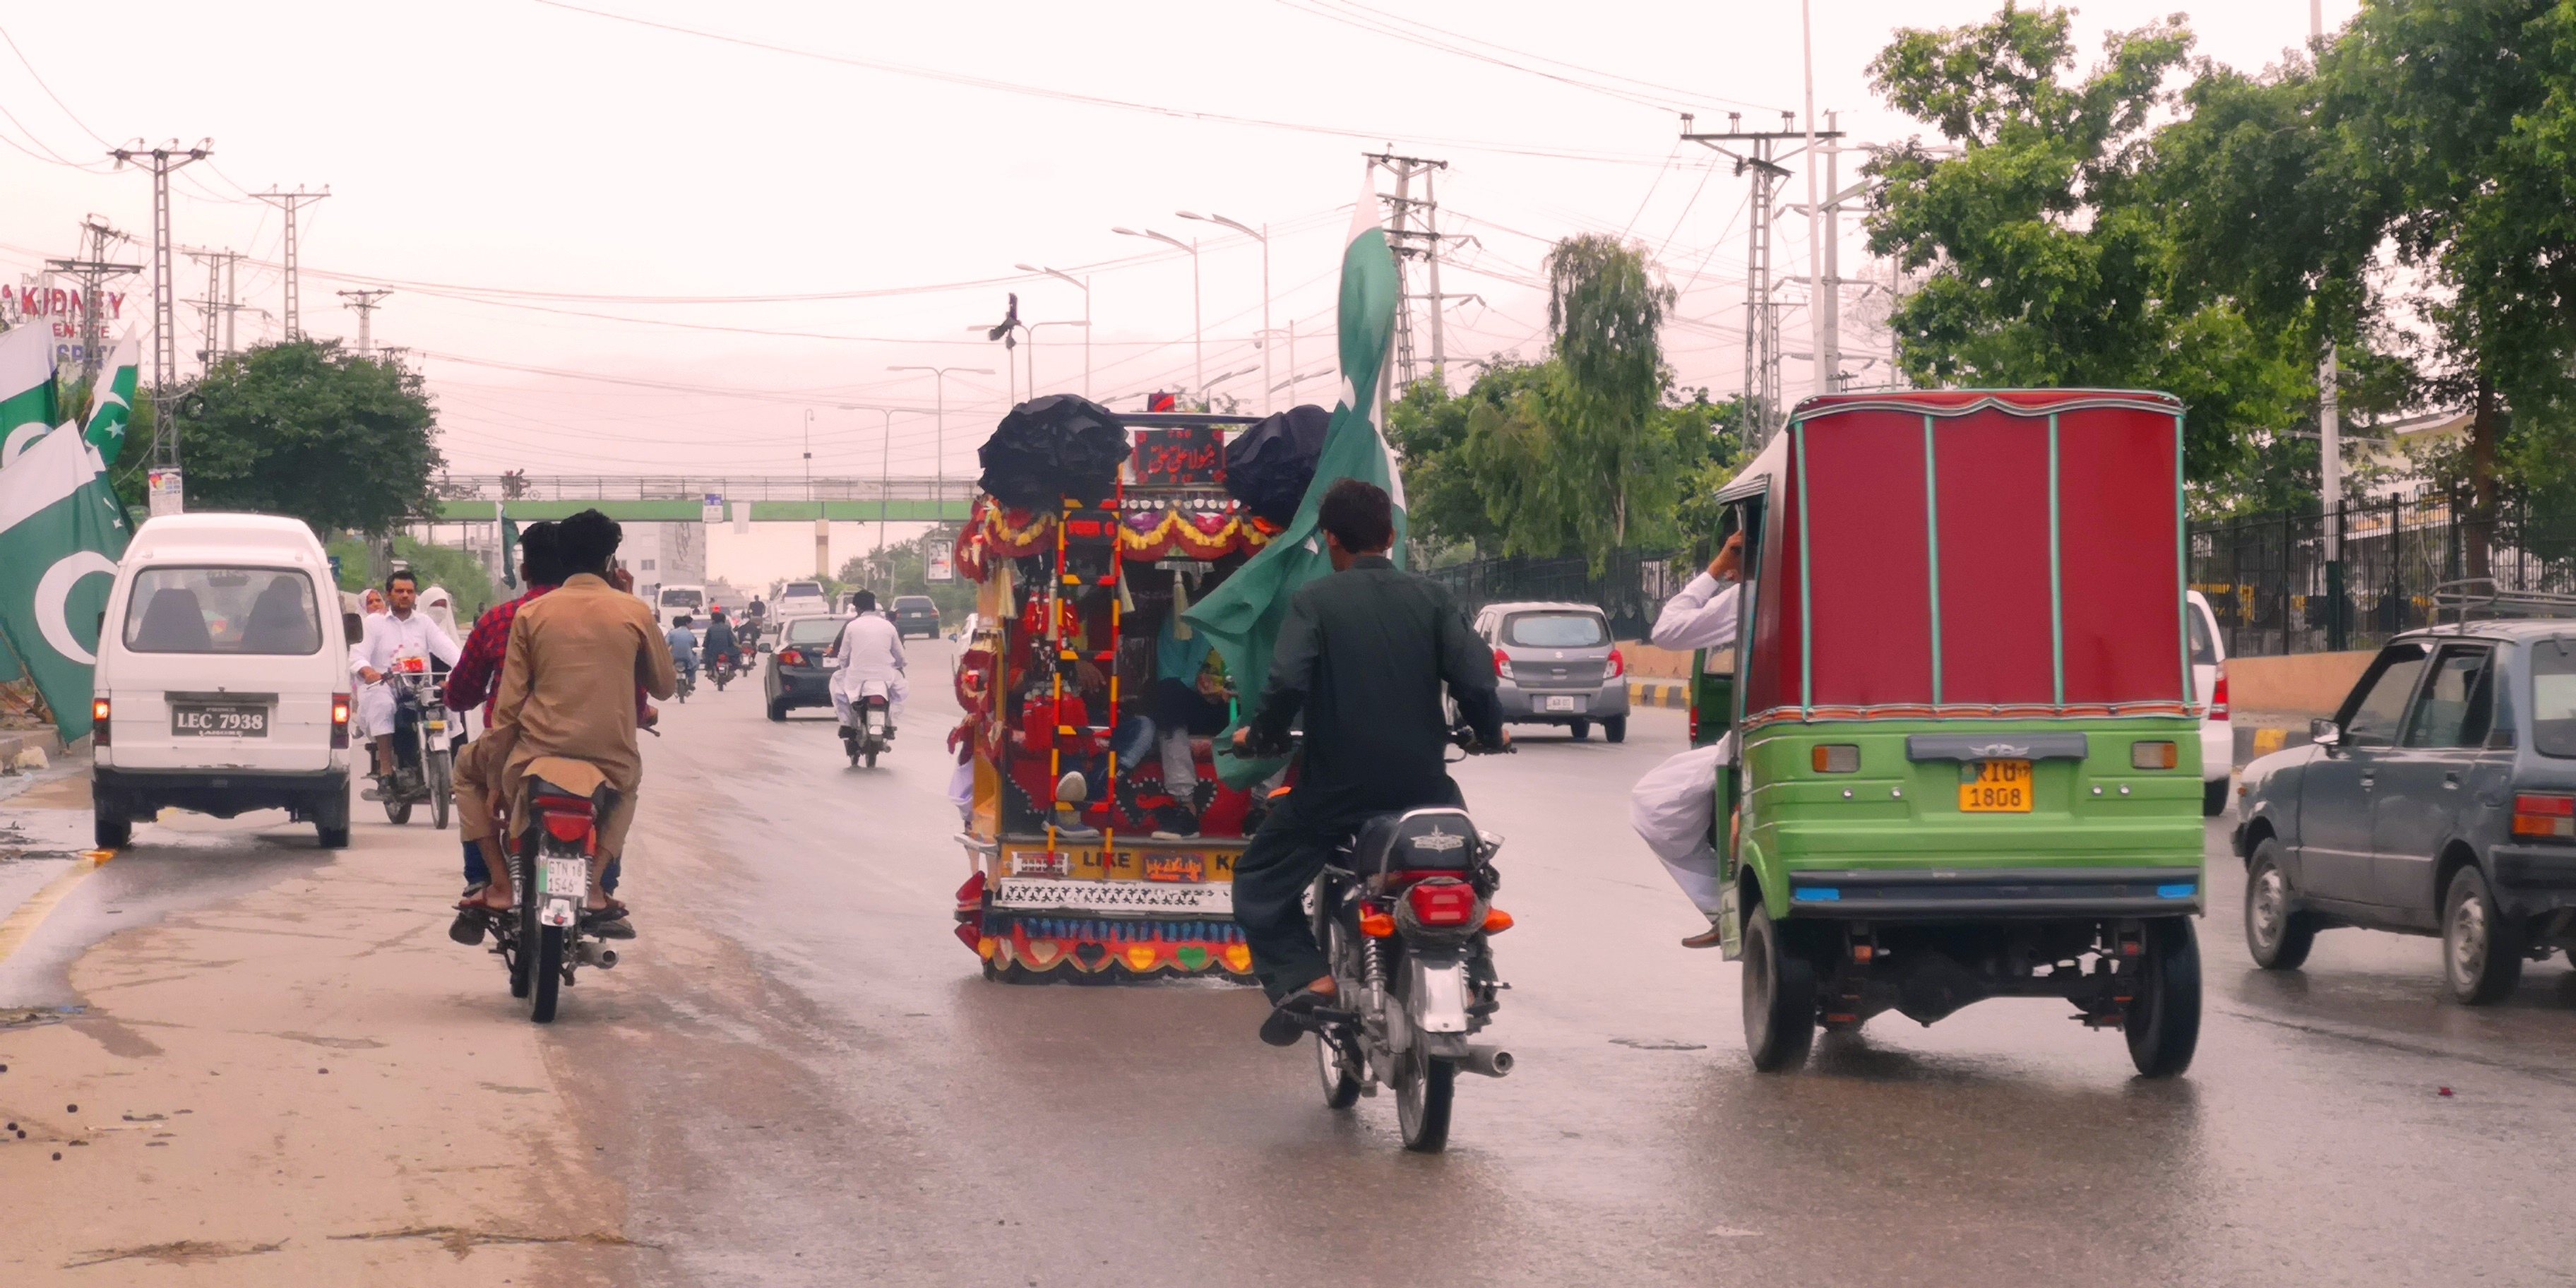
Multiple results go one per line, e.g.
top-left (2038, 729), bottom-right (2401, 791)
top-left (763, 614), bottom-right (852, 722)
top-left (2235, 619), bottom-right (2576, 1002)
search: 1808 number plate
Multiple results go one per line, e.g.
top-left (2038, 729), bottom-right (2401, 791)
top-left (1959, 760), bottom-right (2034, 813)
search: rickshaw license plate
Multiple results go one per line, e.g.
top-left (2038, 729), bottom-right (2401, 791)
top-left (1960, 760), bottom-right (2033, 812)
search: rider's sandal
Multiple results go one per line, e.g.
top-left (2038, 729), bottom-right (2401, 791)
top-left (583, 907), bottom-right (637, 941)
top-left (1258, 986), bottom-right (1339, 1048)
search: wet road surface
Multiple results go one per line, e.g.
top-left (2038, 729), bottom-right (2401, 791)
top-left (511, 638), bottom-right (2571, 1287)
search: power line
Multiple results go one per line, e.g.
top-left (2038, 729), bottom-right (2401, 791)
top-left (251, 186), bottom-right (328, 338)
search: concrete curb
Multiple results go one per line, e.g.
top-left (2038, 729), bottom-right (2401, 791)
top-left (1629, 679), bottom-right (1690, 710)
top-left (0, 727), bottom-right (66, 772)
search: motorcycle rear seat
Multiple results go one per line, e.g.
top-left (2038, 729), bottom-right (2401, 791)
top-left (521, 756), bottom-right (620, 817)
top-left (1348, 807), bottom-right (1479, 876)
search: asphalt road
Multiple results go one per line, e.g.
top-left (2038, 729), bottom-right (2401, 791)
top-left (499, 638), bottom-right (2572, 1288)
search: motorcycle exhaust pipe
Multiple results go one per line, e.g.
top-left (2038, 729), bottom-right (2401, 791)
top-left (576, 943), bottom-right (619, 970)
top-left (1460, 1044), bottom-right (1513, 1078)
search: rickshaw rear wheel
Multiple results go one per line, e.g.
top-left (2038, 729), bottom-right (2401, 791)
top-left (1743, 906), bottom-right (1817, 1073)
top-left (2124, 917), bottom-right (2201, 1078)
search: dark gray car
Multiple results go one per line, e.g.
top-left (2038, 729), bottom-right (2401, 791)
top-left (2234, 621), bottom-right (2576, 1002)
top-left (1468, 600), bottom-right (1630, 742)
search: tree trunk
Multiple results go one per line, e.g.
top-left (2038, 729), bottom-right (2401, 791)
top-left (2467, 375), bottom-right (2498, 582)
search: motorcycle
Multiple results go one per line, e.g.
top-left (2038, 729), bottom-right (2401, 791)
top-left (1300, 728), bottom-right (1515, 1153)
top-left (708, 650), bottom-right (737, 691)
top-left (841, 679), bottom-right (893, 768)
top-left (674, 665), bottom-right (696, 703)
top-left (377, 654), bottom-right (453, 828)
top-left (488, 756), bottom-right (621, 1024)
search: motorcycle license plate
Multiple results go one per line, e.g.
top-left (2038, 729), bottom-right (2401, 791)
top-left (1544, 695), bottom-right (1580, 712)
top-left (1960, 760), bottom-right (2034, 812)
top-left (170, 702), bottom-right (268, 737)
top-left (537, 857), bottom-right (588, 899)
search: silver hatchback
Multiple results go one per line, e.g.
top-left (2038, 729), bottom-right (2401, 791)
top-left (1469, 600), bottom-right (1630, 743)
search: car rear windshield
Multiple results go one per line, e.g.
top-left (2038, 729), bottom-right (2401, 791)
top-left (2187, 602), bottom-right (2219, 667)
top-left (123, 566), bottom-right (321, 655)
top-left (1505, 613), bottom-right (1607, 648)
top-left (782, 583), bottom-right (822, 598)
top-left (895, 597), bottom-right (934, 611)
top-left (660, 588), bottom-right (703, 608)
top-left (784, 616), bottom-right (848, 645)
top-left (2534, 638), bottom-right (2576, 758)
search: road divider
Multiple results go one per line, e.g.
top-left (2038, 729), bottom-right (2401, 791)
top-left (1629, 679), bottom-right (1689, 710)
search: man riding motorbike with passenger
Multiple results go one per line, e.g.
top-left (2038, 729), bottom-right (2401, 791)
top-left (352, 569), bottom-right (463, 797)
top-left (828, 590), bottom-right (906, 753)
top-left (1229, 479), bottom-right (1508, 1046)
top-left (701, 607), bottom-right (740, 681)
top-left (665, 615), bottom-right (700, 692)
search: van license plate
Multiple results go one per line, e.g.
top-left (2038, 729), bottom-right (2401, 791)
top-left (1960, 760), bottom-right (2033, 812)
top-left (1544, 695), bottom-right (1580, 712)
top-left (171, 703), bottom-right (268, 738)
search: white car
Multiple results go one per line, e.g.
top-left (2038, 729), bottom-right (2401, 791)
top-left (773, 579), bottom-right (830, 619)
top-left (2188, 589), bottom-right (2232, 816)
top-left (92, 514), bottom-right (355, 849)
top-left (654, 583), bottom-right (707, 631)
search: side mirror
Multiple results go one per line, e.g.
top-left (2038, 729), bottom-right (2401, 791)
top-left (2309, 717), bottom-right (2342, 749)
top-left (1054, 770), bottom-right (1089, 806)
top-left (342, 612), bottom-right (364, 643)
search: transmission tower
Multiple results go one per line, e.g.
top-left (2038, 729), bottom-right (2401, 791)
top-left (338, 288), bottom-right (393, 356)
top-left (109, 141), bottom-right (212, 400)
top-left (1683, 112), bottom-right (1841, 448)
top-left (183, 247), bottom-right (247, 371)
top-left (44, 215), bottom-right (141, 384)
top-left (1366, 151), bottom-right (1451, 388)
top-left (253, 186), bottom-right (330, 340)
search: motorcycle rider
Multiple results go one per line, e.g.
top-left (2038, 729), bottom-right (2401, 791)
top-left (827, 590), bottom-right (906, 749)
top-left (353, 569), bottom-right (463, 794)
top-left (666, 614), bottom-right (700, 690)
top-left (1229, 479), bottom-right (1507, 1045)
top-left (1632, 531), bottom-right (1745, 948)
top-left (700, 607), bottom-right (739, 680)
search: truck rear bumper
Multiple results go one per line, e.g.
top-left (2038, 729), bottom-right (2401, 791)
top-left (1785, 866), bottom-right (2204, 919)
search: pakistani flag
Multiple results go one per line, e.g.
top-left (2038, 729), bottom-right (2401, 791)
top-left (0, 420), bottom-right (131, 741)
top-left (82, 331), bottom-right (138, 467)
top-left (1183, 173), bottom-right (1406, 785)
top-left (0, 323), bottom-right (55, 469)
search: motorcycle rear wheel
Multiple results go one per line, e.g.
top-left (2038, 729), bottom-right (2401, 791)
top-left (427, 749), bottom-right (453, 830)
top-left (1394, 1048), bottom-right (1455, 1152)
top-left (384, 796), bottom-right (412, 825)
top-left (1310, 895), bottom-right (1361, 1109)
top-left (526, 900), bottom-right (565, 1025)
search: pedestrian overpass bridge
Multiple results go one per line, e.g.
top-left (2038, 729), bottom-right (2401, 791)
top-left (427, 474), bottom-right (977, 524)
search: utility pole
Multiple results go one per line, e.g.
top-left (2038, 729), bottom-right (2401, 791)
top-left (338, 288), bottom-right (393, 356)
top-left (252, 186), bottom-right (329, 340)
top-left (181, 247), bottom-right (246, 371)
top-left (1367, 152), bottom-right (1451, 388)
top-left (109, 142), bottom-right (212, 395)
top-left (1684, 112), bottom-right (1842, 446)
top-left (1180, 211), bottom-right (1272, 412)
top-left (2311, 0), bottom-right (2345, 649)
top-left (45, 215), bottom-right (140, 384)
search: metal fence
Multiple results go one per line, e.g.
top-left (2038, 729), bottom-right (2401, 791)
top-left (1425, 550), bottom-right (1683, 640)
top-left (2189, 494), bottom-right (2576, 657)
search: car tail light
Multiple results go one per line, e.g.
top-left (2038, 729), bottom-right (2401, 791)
top-left (1688, 693), bottom-right (1700, 744)
top-left (2511, 793), bottom-right (2575, 840)
top-left (1406, 881), bottom-right (1479, 927)
top-left (2131, 741), bottom-right (2180, 770)
top-left (779, 649), bottom-right (804, 667)
top-left (2210, 666), bottom-right (2229, 720)
top-left (1812, 744), bottom-right (1859, 773)
top-left (330, 692), bottom-right (351, 749)
top-left (542, 809), bottom-right (593, 843)
top-left (1359, 907), bottom-right (1395, 938)
top-left (90, 697), bottom-right (109, 747)
top-left (1605, 648), bottom-right (1626, 680)
top-left (1492, 648), bottom-right (1513, 679)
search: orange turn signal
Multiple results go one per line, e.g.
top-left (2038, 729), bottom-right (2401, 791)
top-left (1481, 908), bottom-right (1515, 934)
top-left (1359, 909), bottom-right (1395, 938)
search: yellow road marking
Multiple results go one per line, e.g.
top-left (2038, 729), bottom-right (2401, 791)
top-left (0, 851), bottom-right (108, 969)
top-left (2253, 727), bottom-right (2286, 756)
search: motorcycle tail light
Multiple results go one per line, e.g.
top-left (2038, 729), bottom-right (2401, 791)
top-left (2130, 741), bottom-right (2180, 770)
top-left (1359, 907), bottom-right (1395, 938)
top-left (90, 697), bottom-right (109, 746)
top-left (2511, 793), bottom-right (2575, 840)
top-left (330, 693), bottom-right (351, 749)
top-left (1406, 881), bottom-right (1479, 928)
top-left (2210, 666), bottom-right (2229, 721)
top-left (1481, 907), bottom-right (1515, 933)
top-left (542, 810), bottom-right (592, 843)
top-left (1605, 648), bottom-right (1626, 680)
top-left (1812, 744), bottom-right (1859, 773)
top-left (1492, 648), bottom-right (1513, 679)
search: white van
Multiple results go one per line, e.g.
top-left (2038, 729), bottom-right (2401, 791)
top-left (654, 583), bottom-right (707, 631)
top-left (773, 580), bottom-right (829, 619)
top-left (2187, 589), bottom-right (2232, 817)
top-left (91, 514), bottom-right (354, 849)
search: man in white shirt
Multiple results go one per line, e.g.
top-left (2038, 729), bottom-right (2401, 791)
top-left (1633, 532), bottom-right (1743, 948)
top-left (352, 570), bottom-right (463, 783)
top-left (828, 590), bottom-right (907, 744)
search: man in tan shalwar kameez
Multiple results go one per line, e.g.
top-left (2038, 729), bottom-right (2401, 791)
top-left (454, 510), bottom-right (676, 922)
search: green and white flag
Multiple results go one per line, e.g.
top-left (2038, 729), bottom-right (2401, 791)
top-left (1183, 173), bottom-right (1406, 785)
top-left (0, 419), bottom-right (131, 742)
top-left (82, 330), bottom-right (138, 466)
top-left (0, 323), bottom-right (56, 469)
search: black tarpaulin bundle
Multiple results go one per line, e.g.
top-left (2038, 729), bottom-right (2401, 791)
top-left (1222, 404), bottom-right (1330, 526)
top-left (976, 395), bottom-right (1130, 508)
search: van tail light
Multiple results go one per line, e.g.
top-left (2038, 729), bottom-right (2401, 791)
top-left (1812, 744), bottom-right (1859, 773)
top-left (1605, 648), bottom-right (1626, 680)
top-left (2511, 794), bottom-right (2575, 840)
top-left (1492, 648), bottom-right (1513, 680)
top-left (2210, 665), bottom-right (2229, 721)
top-left (330, 692), bottom-right (352, 749)
top-left (2131, 741), bottom-right (2181, 770)
top-left (1406, 881), bottom-right (1479, 928)
top-left (90, 697), bottom-right (109, 747)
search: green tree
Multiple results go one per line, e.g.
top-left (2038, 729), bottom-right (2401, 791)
top-left (174, 340), bottom-right (443, 536)
top-left (1542, 234), bottom-right (1681, 559)
top-left (1386, 360), bottom-right (1548, 554)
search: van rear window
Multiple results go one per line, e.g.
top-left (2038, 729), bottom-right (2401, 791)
top-left (660, 588), bottom-right (703, 609)
top-left (123, 567), bottom-right (321, 655)
top-left (2534, 640), bottom-right (2576, 759)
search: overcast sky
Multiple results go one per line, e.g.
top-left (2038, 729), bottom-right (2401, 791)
top-left (0, 0), bottom-right (2359, 486)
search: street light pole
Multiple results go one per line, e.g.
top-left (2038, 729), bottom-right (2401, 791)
top-left (1016, 263), bottom-right (1092, 399)
top-left (1181, 211), bottom-right (1270, 414)
top-left (1114, 225), bottom-right (1201, 402)
top-left (888, 365), bottom-right (994, 526)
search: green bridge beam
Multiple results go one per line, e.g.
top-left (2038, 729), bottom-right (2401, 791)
top-left (431, 499), bottom-right (972, 523)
